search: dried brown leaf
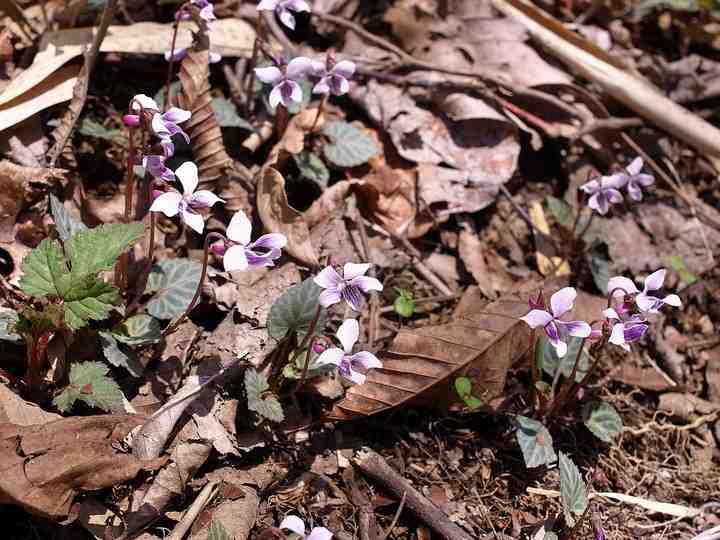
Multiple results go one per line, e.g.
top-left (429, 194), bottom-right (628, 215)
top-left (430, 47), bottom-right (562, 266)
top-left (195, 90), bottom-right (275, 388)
top-left (328, 288), bottom-right (532, 420)
top-left (0, 384), bottom-right (61, 426)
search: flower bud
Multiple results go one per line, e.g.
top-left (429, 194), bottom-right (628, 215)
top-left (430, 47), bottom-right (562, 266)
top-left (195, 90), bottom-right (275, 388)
top-left (122, 114), bottom-right (140, 127)
top-left (312, 339), bottom-right (327, 354)
top-left (211, 241), bottom-right (228, 256)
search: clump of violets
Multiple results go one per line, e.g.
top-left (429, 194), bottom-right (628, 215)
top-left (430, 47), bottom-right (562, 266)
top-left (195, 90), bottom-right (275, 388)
top-left (257, 0), bottom-right (310, 30)
top-left (212, 210), bottom-right (287, 271)
top-left (255, 56), bottom-right (313, 109)
top-left (607, 157), bottom-right (655, 202)
top-left (279, 515), bottom-right (332, 540)
top-left (581, 156), bottom-right (655, 215)
top-left (317, 319), bottom-right (382, 385)
top-left (314, 263), bottom-right (383, 312)
top-left (311, 51), bottom-right (356, 96)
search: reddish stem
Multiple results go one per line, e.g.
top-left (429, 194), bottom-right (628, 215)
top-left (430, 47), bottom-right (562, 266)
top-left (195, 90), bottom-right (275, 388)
top-left (244, 15), bottom-right (265, 116)
top-left (164, 7), bottom-right (185, 111)
top-left (310, 94), bottom-right (328, 133)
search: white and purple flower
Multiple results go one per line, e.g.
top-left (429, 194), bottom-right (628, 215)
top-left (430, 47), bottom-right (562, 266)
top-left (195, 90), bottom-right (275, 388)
top-left (254, 56), bottom-right (313, 109)
top-left (316, 319), bottom-right (382, 386)
top-left (608, 157), bottom-right (655, 201)
top-left (603, 307), bottom-right (648, 352)
top-left (176, 0), bottom-right (216, 23)
top-left (311, 56), bottom-right (355, 96)
top-left (314, 263), bottom-right (383, 312)
top-left (279, 515), bottom-right (332, 540)
top-left (257, 0), bottom-right (310, 30)
top-left (607, 269), bottom-right (681, 314)
top-left (151, 108), bottom-right (191, 157)
top-left (580, 175), bottom-right (624, 215)
top-left (143, 154), bottom-right (175, 182)
top-left (149, 161), bottom-right (223, 234)
top-left (217, 210), bottom-right (287, 272)
top-left (520, 287), bottom-right (592, 358)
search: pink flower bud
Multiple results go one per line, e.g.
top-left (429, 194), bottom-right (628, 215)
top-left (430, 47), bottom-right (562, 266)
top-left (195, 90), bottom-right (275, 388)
top-left (122, 114), bottom-right (140, 127)
top-left (211, 241), bottom-right (228, 256)
top-left (151, 189), bottom-right (165, 202)
top-left (312, 340), bottom-right (327, 354)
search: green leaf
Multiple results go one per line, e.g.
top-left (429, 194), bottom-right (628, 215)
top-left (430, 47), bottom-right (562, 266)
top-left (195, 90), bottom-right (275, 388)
top-left (558, 452), bottom-right (588, 528)
top-left (63, 276), bottom-right (119, 330)
top-left (53, 361), bottom-right (123, 412)
top-left (587, 250), bottom-right (610, 295)
top-left (212, 97), bottom-right (254, 130)
top-left (323, 121), bottom-right (379, 167)
top-left (582, 401), bottom-right (623, 442)
top-left (463, 395), bottom-right (483, 410)
top-left (112, 314), bottom-right (161, 346)
top-left (669, 255), bottom-right (699, 285)
top-left (537, 336), bottom-right (588, 384)
top-left (49, 194), bottom-right (88, 242)
top-left (545, 196), bottom-right (575, 229)
top-left (0, 308), bottom-right (21, 342)
top-left (99, 331), bottom-right (144, 377)
top-left (208, 519), bottom-right (233, 540)
top-left (145, 258), bottom-right (202, 320)
top-left (245, 368), bottom-right (284, 423)
top-left (67, 222), bottom-right (145, 278)
top-left (393, 289), bottom-right (415, 318)
top-left (293, 151), bottom-right (330, 187)
top-left (267, 277), bottom-right (326, 340)
top-left (79, 118), bottom-right (124, 144)
top-left (516, 415), bottom-right (556, 468)
top-left (19, 238), bottom-right (70, 297)
top-left (455, 377), bottom-right (472, 398)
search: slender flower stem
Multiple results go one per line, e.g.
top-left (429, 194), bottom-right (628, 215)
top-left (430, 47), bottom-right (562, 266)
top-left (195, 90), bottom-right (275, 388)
top-left (117, 123), bottom-right (138, 291)
top-left (292, 335), bottom-right (317, 397)
top-left (298, 304), bottom-right (322, 352)
top-left (164, 9), bottom-right (184, 111)
top-left (310, 94), bottom-right (328, 133)
top-left (244, 15), bottom-right (265, 116)
top-left (276, 103), bottom-right (289, 138)
top-left (163, 232), bottom-right (225, 336)
top-left (528, 332), bottom-right (539, 412)
top-left (545, 336), bottom-right (587, 419)
top-left (577, 210), bottom-right (595, 241)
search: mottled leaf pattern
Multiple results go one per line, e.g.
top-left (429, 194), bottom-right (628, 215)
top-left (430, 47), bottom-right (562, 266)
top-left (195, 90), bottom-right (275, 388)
top-left (0, 308), bottom-right (21, 342)
top-left (323, 121), bottom-right (379, 167)
top-left (516, 415), bottom-right (556, 468)
top-left (267, 277), bottom-right (326, 339)
top-left (559, 452), bottom-right (588, 527)
top-left (112, 314), bottom-right (161, 346)
top-left (49, 194), bottom-right (87, 242)
top-left (582, 401), bottom-right (623, 442)
top-left (100, 331), bottom-right (144, 377)
top-left (245, 368), bottom-right (284, 423)
top-left (145, 258), bottom-right (202, 320)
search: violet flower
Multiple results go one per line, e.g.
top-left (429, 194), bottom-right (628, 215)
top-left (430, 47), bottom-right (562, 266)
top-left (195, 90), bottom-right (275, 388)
top-left (607, 269), bottom-right (681, 314)
top-left (602, 307), bottom-right (648, 352)
top-left (316, 319), bottom-right (382, 385)
top-left (314, 262), bottom-right (383, 312)
top-left (254, 57), bottom-right (313, 109)
top-left (151, 109), bottom-right (191, 157)
top-left (520, 287), bottom-right (591, 358)
top-left (279, 515), bottom-right (332, 540)
top-left (176, 0), bottom-right (216, 22)
top-left (580, 175), bottom-right (624, 215)
top-left (608, 157), bottom-right (655, 201)
top-left (149, 161), bottom-right (223, 233)
top-left (142, 154), bottom-right (175, 182)
top-left (257, 0), bottom-right (310, 30)
top-left (218, 210), bottom-right (287, 272)
top-left (311, 56), bottom-right (355, 96)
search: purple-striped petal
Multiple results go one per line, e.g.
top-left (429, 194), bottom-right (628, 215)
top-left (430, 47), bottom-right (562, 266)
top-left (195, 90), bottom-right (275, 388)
top-left (605, 188), bottom-right (623, 204)
top-left (546, 322), bottom-right (568, 358)
top-left (189, 190), bottom-right (224, 208)
top-left (245, 247), bottom-right (281, 267)
top-left (329, 74), bottom-right (350, 95)
top-left (627, 180), bottom-right (643, 201)
top-left (250, 233), bottom-right (287, 250)
top-left (624, 322), bottom-right (648, 343)
top-left (342, 285), bottom-right (365, 312)
top-left (588, 192), bottom-right (608, 215)
top-left (319, 288), bottom-right (342, 307)
top-left (559, 320), bottom-right (591, 338)
top-left (268, 84), bottom-right (284, 109)
top-left (520, 309), bottom-right (553, 329)
top-left (350, 351), bottom-right (382, 370)
top-left (315, 266), bottom-right (344, 289)
top-left (550, 287), bottom-right (576, 318)
top-left (163, 107), bottom-right (192, 124)
top-left (351, 275), bottom-right (383, 294)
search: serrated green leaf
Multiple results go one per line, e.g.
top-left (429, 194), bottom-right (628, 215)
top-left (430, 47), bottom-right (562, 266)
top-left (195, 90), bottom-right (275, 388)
top-left (49, 194), bottom-right (88, 242)
top-left (293, 151), bottom-right (330, 187)
top-left (582, 401), bottom-right (623, 442)
top-left (145, 258), bottom-right (202, 320)
top-left (19, 238), bottom-right (70, 297)
top-left (245, 368), bottom-right (284, 423)
top-left (100, 331), bottom-right (144, 377)
top-left (112, 314), bottom-right (161, 346)
top-left (455, 377), bottom-right (472, 398)
top-left (323, 121), bottom-right (379, 167)
top-left (63, 276), bottom-right (119, 330)
top-left (537, 336), bottom-right (588, 384)
top-left (516, 415), bottom-right (556, 468)
top-left (245, 368), bottom-right (269, 402)
top-left (559, 452), bottom-right (588, 528)
top-left (250, 396), bottom-right (284, 422)
top-left (79, 118), bottom-right (124, 144)
top-left (208, 519), bottom-right (233, 540)
top-left (211, 97), bottom-right (254, 130)
top-left (67, 222), bottom-right (145, 278)
top-left (53, 361), bottom-right (123, 412)
top-left (267, 277), bottom-right (326, 340)
top-left (545, 196), bottom-right (575, 228)
top-left (0, 308), bottom-right (21, 342)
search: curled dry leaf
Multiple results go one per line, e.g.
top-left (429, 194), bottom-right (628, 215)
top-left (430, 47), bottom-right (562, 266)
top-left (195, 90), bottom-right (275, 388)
top-left (257, 166), bottom-right (319, 268)
top-left (0, 414), bottom-right (165, 519)
top-left (328, 286), bottom-right (532, 420)
top-left (280, 108), bottom-right (326, 155)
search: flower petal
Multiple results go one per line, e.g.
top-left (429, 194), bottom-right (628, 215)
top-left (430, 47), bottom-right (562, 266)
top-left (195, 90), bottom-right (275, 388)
top-left (336, 318), bottom-right (359, 353)
top-left (250, 233), bottom-right (287, 250)
top-left (319, 288), bottom-right (342, 307)
top-left (350, 350), bottom-right (382, 370)
top-left (624, 323), bottom-right (648, 343)
top-left (286, 80), bottom-right (303, 104)
top-left (257, 0), bottom-right (279, 10)
top-left (588, 192), bottom-right (608, 215)
top-left (223, 245), bottom-right (248, 272)
top-left (605, 188), bottom-right (623, 204)
top-left (163, 107), bottom-right (192, 124)
top-left (559, 320), bottom-right (591, 338)
top-left (306, 527), bottom-right (333, 540)
top-left (607, 276), bottom-right (639, 297)
top-left (149, 192), bottom-right (182, 217)
top-left (132, 93), bottom-right (158, 111)
top-left (254, 65), bottom-right (283, 84)
top-left (209, 51), bottom-right (223, 63)
top-left (603, 173), bottom-right (628, 189)
top-left (626, 156), bottom-right (643, 176)
top-left (314, 266), bottom-right (344, 289)
top-left (548, 334), bottom-right (568, 358)
top-left (343, 262), bottom-right (370, 280)
top-left (342, 364), bottom-right (366, 385)
top-left (635, 173), bottom-right (654, 187)
top-left (190, 190), bottom-right (224, 208)
top-left (627, 181), bottom-right (643, 201)
top-left (165, 47), bottom-right (188, 62)
top-left (520, 309), bottom-right (553, 329)
top-left (341, 285), bottom-right (365, 312)
top-left (279, 515), bottom-right (305, 537)
top-left (635, 293), bottom-right (659, 313)
top-left (643, 269), bottom-right (666, 293)
top-left (602, 307), bottom-right (620, 320)
top-left (580, 179), bottom-right (600, 194)
top-left (175, 161), bottom-right (199, 196)
top-left (330, 75), bottom-right (349, 95)
top-left (313, 78), bottom-right (331, 95)
top-left (315, 347), bottom-right (344, 367)
top-left (287, 56), bottom-right (314, 80)
top-left (278, 8), bottom-right (296, 29)
top-left (181, 209), bottom-right (205, 234)
top-left (246, 247), bottom-right (281, 267)
top-left (286, 0), bottom-right (311, 11)
top-left (333, 60), bottom-right (356, 79)
top-left (268, 84), bottom-right (284, 109)
top-left (226, 210), bottom-right (252, 245)
top-left (550, 287), bottom-right (576, 318)
top-left (151, 113), bottom-right (171, 138)
top-left (351, 275), bottom-right (383, 293)
top-left (662, 293), bottom-right (682, 307)
top-left (609, 322), bottom-right (626, 346)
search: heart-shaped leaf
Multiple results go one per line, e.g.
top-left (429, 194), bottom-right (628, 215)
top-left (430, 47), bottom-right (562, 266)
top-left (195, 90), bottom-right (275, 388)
top-left (112, 314), bottom-right (161, 346)
top-left (245, 368), bottom-right (284, 423)
top-left (323, 121), bottom-right (379, 167)
top-left (99, 332), bottom-right (144, 377)
top-left (537, 336), bottom-right (588, 383)
top-left (559, 452), bottom-right (588, 527)
top-left (516, 415), bottom-right (556, 468)
top-left (211, 97), bottom-right (254, 130)
top-left (293, 151), bottom-right (330, 187)
top-left (582, 401), bottom-right (623, 442)
top-left (145, 258), bottom-right (202, 320)
top-left (267, 277), bottom-right (326, 340)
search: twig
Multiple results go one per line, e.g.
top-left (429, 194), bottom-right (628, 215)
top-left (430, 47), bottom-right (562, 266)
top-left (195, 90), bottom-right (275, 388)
top-left (379, 491), bottom-right (407, 540)
top-left (571, 116), bottom-right (644, 140)
top-left (622, 411), bottom-right (719, 436)
top-left (353, 448), bottom-right (476, 540)
top-left (47, 0), bottom-right (119, 166)
top-left (166, 481), bottom-right (220, 540)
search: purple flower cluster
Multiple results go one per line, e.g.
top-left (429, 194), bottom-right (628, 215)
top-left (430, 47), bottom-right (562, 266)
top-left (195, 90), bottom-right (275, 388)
top-left (521, 268), bottom-right (681, 356)
top-left (580, 157), bottom-right (655, 215)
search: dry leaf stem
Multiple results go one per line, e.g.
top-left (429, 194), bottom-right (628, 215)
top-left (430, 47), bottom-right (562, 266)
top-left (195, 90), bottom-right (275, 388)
top-left (166, 481), bottom-right (220, 540)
